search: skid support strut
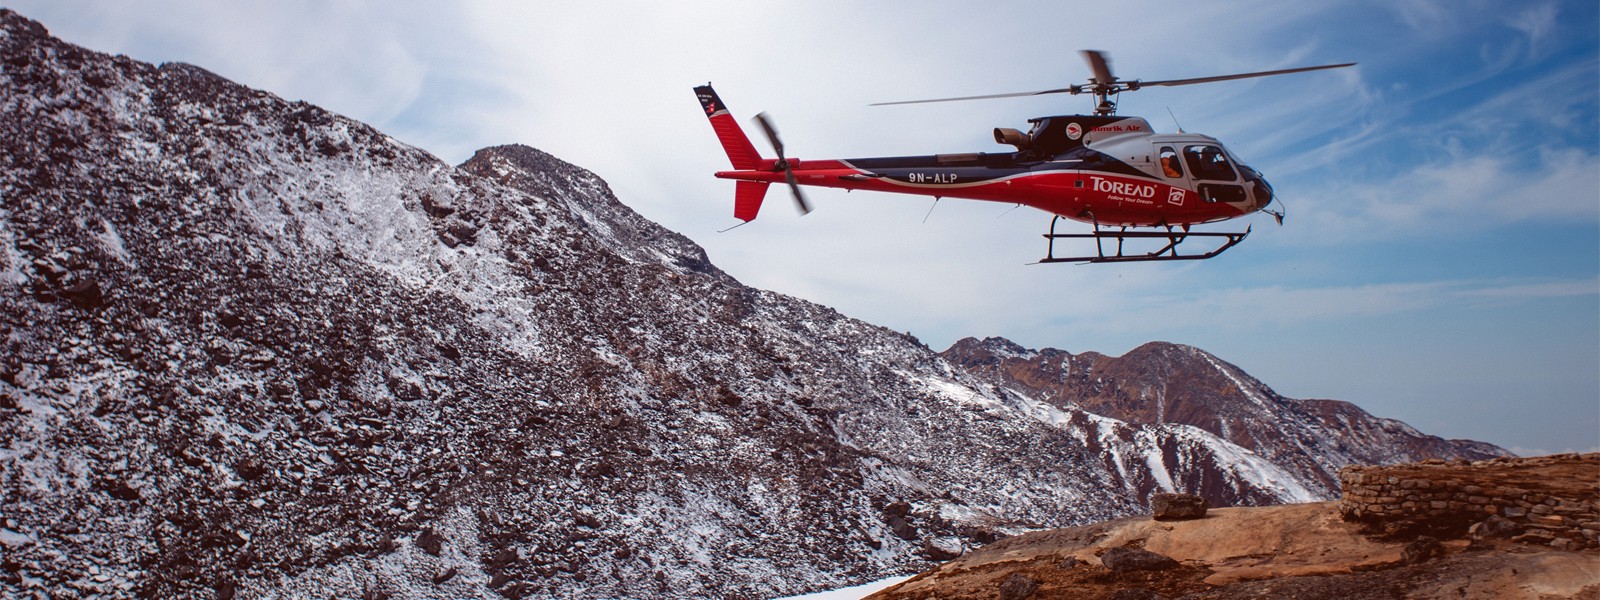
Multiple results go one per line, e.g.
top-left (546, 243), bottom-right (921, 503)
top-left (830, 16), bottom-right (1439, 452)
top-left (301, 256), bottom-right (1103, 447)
top-left (1038, 215), bottom-right (1249, 264)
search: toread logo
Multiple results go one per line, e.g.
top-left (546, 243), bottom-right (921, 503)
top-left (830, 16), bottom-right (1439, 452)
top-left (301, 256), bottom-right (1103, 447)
top-left (1065, 122), bottom-right (1083, 140)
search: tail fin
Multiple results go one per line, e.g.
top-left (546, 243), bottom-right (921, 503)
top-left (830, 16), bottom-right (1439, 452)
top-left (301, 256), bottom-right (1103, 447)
top-left (734, 181), bottom-right (769, 222)
top-left (696, 84), bottom-right (770, 221)
top-left (695, 84), bottom-right (764, 170)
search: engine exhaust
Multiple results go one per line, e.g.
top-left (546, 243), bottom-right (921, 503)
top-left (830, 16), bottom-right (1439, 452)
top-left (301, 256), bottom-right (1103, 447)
top-left (994, 127), bottom-right (1031, 151)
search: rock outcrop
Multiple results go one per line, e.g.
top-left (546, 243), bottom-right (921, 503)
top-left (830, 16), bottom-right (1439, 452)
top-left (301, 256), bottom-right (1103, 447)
top-left (1150, 492), bottom-right (1207, 521)
top-left (1339, 453), bottom-right (1600, 550)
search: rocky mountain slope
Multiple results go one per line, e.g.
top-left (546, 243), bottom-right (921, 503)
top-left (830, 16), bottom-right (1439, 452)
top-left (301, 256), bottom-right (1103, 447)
top-left (0, 10), bottom-right (1505, 599)
top-left (944, 337), bottom-right (1508, 500)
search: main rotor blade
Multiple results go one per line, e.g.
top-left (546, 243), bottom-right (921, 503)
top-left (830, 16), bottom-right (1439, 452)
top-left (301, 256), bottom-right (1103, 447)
top-left (1140, 62), bottom-right (1355, 88)
top-left (870, 87), bottom-right (1078, 106)
top-left (1081, 49), bottom-right (1115, 84)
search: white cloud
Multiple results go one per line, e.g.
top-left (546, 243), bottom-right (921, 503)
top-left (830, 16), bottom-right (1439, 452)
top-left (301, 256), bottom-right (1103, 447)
top-left (9, 0), bottom-right (474, 136)
top-left (1457, 278), bottom-right (1599, 300)
top-left (1385, 0), bottom-right (1485, 37)
top-left (1293, 147), bottom-right (1599, 241)
top-left (1507, 3), bottom-right (1560, 59)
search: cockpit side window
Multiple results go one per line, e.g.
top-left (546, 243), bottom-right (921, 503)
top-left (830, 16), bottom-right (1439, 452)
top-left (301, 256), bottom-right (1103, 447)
top-left (1158, 147), bottom-right (1183, 179)
top-left (1183, 145), bottom-right (1238, 181)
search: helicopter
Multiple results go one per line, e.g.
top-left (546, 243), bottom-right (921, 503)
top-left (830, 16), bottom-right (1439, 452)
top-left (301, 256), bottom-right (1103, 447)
top-left (694, 50), bottom-right (1353, 263)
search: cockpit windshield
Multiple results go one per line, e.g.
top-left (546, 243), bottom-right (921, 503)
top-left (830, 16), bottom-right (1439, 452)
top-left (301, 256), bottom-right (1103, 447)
top-left (1183, 145), bottom-right (1238, 181)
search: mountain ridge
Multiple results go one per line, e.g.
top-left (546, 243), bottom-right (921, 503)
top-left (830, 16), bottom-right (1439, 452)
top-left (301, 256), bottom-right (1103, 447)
top-left (942, 336), bottom-right (1509, 500)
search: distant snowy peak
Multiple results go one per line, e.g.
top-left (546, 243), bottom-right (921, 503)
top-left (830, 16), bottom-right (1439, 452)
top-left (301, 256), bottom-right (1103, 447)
top-left (942, 336), bottom-right (1511, 496)
top-left (944, 336), bottom-right (1033, 363)
top-left (1003, 386), bottom-right (1322, 505)
top-left (1294, 398), bottom-right (1510, 461)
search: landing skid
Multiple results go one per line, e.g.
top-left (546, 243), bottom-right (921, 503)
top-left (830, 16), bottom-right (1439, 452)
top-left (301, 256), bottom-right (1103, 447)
top-left (1038, 216), bottom-right (1249, 264)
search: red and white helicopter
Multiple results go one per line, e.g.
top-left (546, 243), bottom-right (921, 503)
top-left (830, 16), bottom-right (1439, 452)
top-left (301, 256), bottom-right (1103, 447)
top-left (695, 50), bottom-right (1352, 263)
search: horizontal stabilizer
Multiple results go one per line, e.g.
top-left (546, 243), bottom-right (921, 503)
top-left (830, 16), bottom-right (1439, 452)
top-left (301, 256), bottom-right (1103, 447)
top-left (734, 180), bottom-right (770, 222)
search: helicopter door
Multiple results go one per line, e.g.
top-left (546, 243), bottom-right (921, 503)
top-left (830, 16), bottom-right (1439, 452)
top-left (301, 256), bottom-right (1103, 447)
top-left (1154, 145), bottom-right (1191, 206)
top-left (1183, 144), bottom-right (1246, 204)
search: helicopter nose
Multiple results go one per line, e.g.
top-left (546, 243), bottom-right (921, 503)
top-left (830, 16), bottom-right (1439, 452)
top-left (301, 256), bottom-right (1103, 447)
top-left (1248, 173), bottom-right (1274, 210)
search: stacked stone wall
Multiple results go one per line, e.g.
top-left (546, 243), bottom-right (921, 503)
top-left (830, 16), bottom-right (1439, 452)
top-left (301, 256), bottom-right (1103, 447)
top-left (1338, 453), bottom-right (1599, 550)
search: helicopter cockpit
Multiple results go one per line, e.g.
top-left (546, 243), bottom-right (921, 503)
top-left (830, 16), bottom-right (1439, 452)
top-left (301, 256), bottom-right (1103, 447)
top-left (1179, 144), bottom-right (1273, 208)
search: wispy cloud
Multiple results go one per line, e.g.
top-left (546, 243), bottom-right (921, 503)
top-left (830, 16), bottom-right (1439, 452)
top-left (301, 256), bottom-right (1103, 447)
top-left (1456, 278), bottom-right (1600, 300)
top-left (1039, 276), bottom-right (1599, 337)
top-left (1507, 3), bottom-right (1560, 59)
top-left (1293, 147), bottom-right (1599, 241)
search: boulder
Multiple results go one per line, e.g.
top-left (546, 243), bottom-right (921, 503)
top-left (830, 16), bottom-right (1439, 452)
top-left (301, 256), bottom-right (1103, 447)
top-left (416, 528), bottom-right (443, 556)
top-left (487, 548), bottom-right (518, 569)
top-left (62, 278), bottom-right (104, 309)
top-left (882, 500), bottom-right (912, 518)
top-left (887, 515), bottom-right (918, 541)
top-left (1471, 515), bottom-right (1523, 540)
top-left (923, 536), bottom-right (963, 561)
top-left (997, 572), bottom-right (1039, 600)
top-left (105, 480), bottom-right (140, 501)
top-left (1401, 536), bottom-right (1442, 565)
top-left (432, 567), bottom-right (457, 585)
top-left (1151, 492), bottom-right (1207, 521)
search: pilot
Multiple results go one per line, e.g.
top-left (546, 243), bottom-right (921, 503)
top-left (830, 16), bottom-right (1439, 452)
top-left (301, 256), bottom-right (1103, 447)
top-left (1160, 154), bottom-right (1183, 178)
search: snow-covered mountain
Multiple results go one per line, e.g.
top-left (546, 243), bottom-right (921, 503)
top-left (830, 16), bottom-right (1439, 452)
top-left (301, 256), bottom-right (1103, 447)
top-left (0, 10), bottom-right (1505, 599)
top-left (942, 337), bottom-right (1509, 502)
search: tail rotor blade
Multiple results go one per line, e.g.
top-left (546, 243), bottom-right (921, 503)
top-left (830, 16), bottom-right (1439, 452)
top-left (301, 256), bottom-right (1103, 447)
top-left (784, 169), bottom-right (811, 215)
top-left (753, 111), bottom-right (810, 215)
top-left (753, 112), bottom-right (785, 160)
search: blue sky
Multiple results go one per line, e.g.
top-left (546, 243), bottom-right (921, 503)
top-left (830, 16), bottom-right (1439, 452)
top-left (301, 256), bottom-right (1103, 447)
top-left (9, 1), bottom-right (1596, 455)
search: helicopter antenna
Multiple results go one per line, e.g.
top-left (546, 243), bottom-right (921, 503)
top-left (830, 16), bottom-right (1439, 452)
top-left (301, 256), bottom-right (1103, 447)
top-left (995, 203), bottom-right (1024, 219)
top-left (1165, 107), bottom-right (1185, 133)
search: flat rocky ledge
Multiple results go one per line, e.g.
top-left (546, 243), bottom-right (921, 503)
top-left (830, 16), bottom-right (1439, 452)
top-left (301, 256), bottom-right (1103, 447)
top-left (871, 455), bottom-right (1600, 599)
